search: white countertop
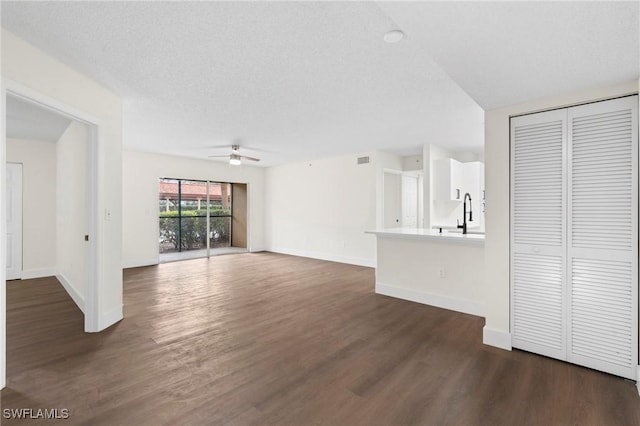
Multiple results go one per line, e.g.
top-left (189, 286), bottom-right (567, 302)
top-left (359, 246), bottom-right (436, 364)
top-left (366, 227), bottom-right (484, 246)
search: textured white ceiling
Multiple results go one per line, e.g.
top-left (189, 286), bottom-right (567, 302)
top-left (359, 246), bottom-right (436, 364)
top-left (2, 2), bottom-right (637, 166)
top-left (6, 95), bottom-right (72, 143)
top-left (380, 1), bottom-right (639, 110)
top-left (0, 1), bottom-right (483, 166)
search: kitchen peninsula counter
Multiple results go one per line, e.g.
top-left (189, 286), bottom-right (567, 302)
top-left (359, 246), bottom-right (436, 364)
top-left (366, 227), bottom-right (484, 246)
top-left (367, 227), bottom-right (485, 317)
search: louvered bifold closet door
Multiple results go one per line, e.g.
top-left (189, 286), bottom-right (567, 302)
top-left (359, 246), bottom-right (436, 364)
top-left (567, 96), bottom-right (638, 379)
top-left (511, 109), bottom-right (567, 360)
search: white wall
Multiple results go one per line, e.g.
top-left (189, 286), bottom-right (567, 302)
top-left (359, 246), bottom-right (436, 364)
top-left (56, 122), bottom-right (89, 309)
top-left (483, 79), bottom-right (639, 350)
top-left (402, 154), bottom-right (423, 171)
top-left (266, 151), bottom-right (397, 267)
top-left (2, 29), bottom-right (124, 388)
top-left (122, 150), bottom-right (266, 267)
top-left (6, 138), bottom-right (57, 278)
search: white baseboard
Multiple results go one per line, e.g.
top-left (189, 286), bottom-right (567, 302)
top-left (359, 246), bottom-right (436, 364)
top-left (122, 258), bottom-right (158, 269)
top-left (269, 247), bottom-right (376, 268)
top-left (56, 274), bottom-right (85, 313)
top-left (483, 326), bottom-right (512, 351)
top-left (375, 282), bottom-right (485, 317)
top-left (99, 305), bottom-right (123, 331)
top-left (21, 267), bottom-right (56, 279)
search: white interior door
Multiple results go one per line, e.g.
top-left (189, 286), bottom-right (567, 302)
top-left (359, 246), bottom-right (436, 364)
top-left (383, 171), bottom-right (402, 228)
top-left (6, 163), bottom-right (22, 280)
top-left (401, 174), bottom-right (418, 227)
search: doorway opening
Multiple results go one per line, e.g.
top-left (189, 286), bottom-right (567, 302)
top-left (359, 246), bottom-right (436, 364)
top-left (383, 169), bottom-right (424, 228)
top-left (4, 92), bottom-right (93, 305)
top-left (2, 84), bottom-right (101, 389)
top-left (5, 93), bottom-right (91, 301)
top-left (158, 178), bottom-right (248, 263)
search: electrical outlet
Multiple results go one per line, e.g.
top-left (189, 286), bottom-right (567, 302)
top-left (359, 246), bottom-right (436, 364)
top-left (438, 267), bottom-right (446, 278)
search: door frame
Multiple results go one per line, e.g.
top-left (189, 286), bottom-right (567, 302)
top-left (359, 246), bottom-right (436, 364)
top-left (5, 162), bottom-right (23, 280)
top-left (1, 79), bottom-right (102, 388)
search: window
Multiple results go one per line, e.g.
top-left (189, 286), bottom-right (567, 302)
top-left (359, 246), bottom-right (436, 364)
top-left (158, 178), bottom-right (232, 253)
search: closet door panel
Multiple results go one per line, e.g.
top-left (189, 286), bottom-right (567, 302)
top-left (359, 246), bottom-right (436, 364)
top-left (511, 109), bottom-right (567, 360)
top-left (512, 252), bottom-right (564, 355)
top-left (567, 96), bottom-right (638, 379)
top-left (570, 257), bottom-right (633, 377)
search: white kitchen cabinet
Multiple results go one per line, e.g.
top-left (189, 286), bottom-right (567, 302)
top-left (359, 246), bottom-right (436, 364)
top-left (432, 158), bottom-right (485, 230)
top-left (433, 158), bottom-right (462, 201)
top-left (511, 95), bottom-right (638, 380)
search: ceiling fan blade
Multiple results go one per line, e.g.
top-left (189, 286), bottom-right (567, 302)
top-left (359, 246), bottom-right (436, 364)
top-left (240, 155), bottom-right (261, 162)
top-left (190, 144), bottom-right (233, 150)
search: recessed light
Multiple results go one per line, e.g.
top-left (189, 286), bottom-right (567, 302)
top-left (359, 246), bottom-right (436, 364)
top-left (384, 30), bottom-right (404, 43)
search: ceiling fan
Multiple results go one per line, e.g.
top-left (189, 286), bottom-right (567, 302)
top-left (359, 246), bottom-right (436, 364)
top-left (208, 145), bottom-right (260, 165)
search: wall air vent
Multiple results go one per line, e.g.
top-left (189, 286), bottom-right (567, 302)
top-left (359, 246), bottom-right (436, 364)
top-left (357, 156), bottom-right (370, 165)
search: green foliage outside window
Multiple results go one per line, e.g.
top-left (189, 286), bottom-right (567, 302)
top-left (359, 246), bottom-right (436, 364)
top-left (159, 209), bottom-right (232, 251)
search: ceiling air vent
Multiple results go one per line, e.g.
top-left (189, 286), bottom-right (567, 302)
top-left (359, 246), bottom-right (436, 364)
top-left (357, 156), bottom-right (370, 165)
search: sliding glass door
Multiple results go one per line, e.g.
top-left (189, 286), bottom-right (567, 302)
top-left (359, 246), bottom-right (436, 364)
top-left (158, 178), bottom-right (232, 254)
top-left (207, 182), bottom-right (232, 249)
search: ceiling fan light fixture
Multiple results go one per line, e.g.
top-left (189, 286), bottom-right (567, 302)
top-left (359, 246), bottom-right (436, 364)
top-left (383, 29), bottom-right (404, 43)
top-left (229, 154), bottom-right (242, 166)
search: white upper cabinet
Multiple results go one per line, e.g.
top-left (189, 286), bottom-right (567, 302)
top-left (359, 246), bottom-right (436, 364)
top-left (433, 158), bottom-right (462, 201)
top-left (434, 157), bottom-right (483, 194)
top-left (434, 158), bottom-right (484, 203)
top-left (432, 157), bottom-right (485, 229)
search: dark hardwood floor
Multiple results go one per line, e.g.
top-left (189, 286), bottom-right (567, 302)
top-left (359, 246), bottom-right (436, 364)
top-left (2, 252), bottom-right (639, 425)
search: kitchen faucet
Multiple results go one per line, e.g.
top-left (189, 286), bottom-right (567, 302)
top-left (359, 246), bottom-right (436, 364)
top-left (457, 192), bottom-right (473, 234)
